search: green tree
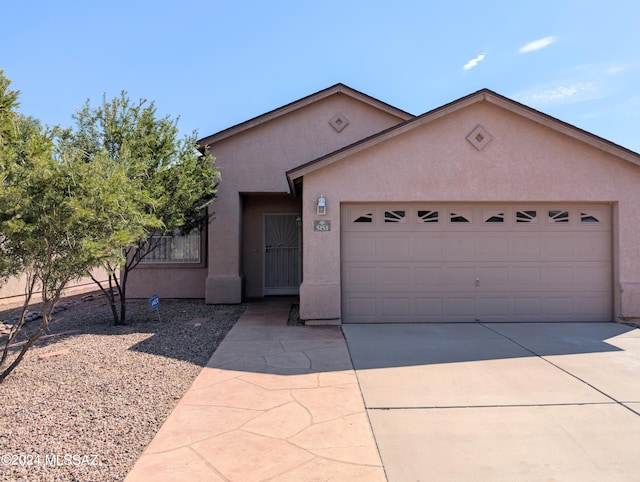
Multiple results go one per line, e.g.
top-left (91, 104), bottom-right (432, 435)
top-left (61, 93), bottom-right (218, 325)
top-left (0, 70), bottom-right (22, 281)
top-left (0, 72), bottom-right (129, 383)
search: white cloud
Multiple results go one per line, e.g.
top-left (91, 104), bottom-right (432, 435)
top-left (605, 64), bottom-right (626, 75)
top-left (514, 81), bottom-right (601, 106)
top-left (463, 54), bottom-right (486, 71)
top-left (518, 36), bottom-right (556, 54)
top-left (572, 62), bottom-right (628, 76)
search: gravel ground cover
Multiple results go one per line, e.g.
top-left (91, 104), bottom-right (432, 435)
top-left (0, 292), bottom-right (245, 482)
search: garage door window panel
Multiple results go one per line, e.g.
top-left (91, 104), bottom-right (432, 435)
top-left (483, 210), bottom-right (505, 223)
top-left (450, 210), bottom-right (472, 223)
top-left (548, 210), bottom-right (570, 223)
top-left (516, 210), bottom-right (537, 223)
top-left (354, 215), bottom-right (373, 223)
top-left (384, 210), bottom-right (406, 223)
top-left (418, 210), bottom-right (439, 223)
top-left (581, 211), bottom-right (601, 223)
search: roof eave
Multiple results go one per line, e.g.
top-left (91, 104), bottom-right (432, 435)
top-left (481, 91), bottom-right (640, 167)
top-left (198, 83), bottom-right (415, 148)
top-left (285, 90), bottom-right (486, 185)
top-left (286, 89), bottom-right (640, 187)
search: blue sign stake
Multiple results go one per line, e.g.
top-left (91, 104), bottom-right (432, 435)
top-left (149, 294), bottom-right (161, 322)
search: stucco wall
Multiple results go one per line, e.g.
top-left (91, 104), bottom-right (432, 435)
top-left (299, 101), bottom-right (640, 322)
top-left (204, 92), bottom-right (409, 303)
top-left (126, 266), bottom-right (208, 300)
top-left (0, 268), bottom-right (110, 308)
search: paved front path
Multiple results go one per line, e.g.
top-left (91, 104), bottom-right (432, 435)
top-left (126, 300), bottom-right (385, 481)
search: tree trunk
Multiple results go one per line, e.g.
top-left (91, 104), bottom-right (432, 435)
top-left (0, 287), bottom-right (56, 384)
top-left (108, 272), bottom-right (123, 325)
top-left (0, 323), bottom-right (47, 383)
top-left (90, 270), bottom-right (120, 325)
top-left (117, 268), bottom-right (127, 325)
top-left (0, 275), bottom-right (36, 370)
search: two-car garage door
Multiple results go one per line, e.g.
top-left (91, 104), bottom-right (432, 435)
top-left (341, 203), bottom-right (612, 323)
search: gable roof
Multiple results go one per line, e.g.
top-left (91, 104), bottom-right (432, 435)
top-left (286, 88), bottom-right (640, 194)
top-left (198, 83), bottom-right (415, 147)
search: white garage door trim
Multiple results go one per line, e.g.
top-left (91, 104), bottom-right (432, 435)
top-left (341, 203), bottom-right (612, 323)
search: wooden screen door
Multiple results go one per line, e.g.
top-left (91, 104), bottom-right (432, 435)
top-left (264, 214), bottom-right (301, 295)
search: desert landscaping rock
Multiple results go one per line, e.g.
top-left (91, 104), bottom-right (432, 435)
top-left (37, 348), bottom-right (70, 360)
top-left (0, 292), bottom-right (244, 482)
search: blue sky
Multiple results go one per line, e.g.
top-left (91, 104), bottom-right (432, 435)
top-left (3, 1), bottom-right (639, 152)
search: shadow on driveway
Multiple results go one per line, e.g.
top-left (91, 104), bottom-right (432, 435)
top-left (342, 322), bottom-right (635, 370)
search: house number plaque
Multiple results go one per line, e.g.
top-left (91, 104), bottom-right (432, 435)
top-left (314, 220), bottom-right (331, 232)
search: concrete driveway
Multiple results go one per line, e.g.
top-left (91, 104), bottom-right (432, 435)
top-left (342, 322), bottom-right (640, 482)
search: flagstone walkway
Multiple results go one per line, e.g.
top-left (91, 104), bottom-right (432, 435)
top-left (125, 299), bottom-right (385, 481)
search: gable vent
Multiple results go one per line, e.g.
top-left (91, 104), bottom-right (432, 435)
top-left (466, 124), bottom-right (493, 151)
top-left (329, 113), bottom-right (349, 133)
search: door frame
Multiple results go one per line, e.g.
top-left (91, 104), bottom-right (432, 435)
top-left (263, 212), bottom-right (302, 295)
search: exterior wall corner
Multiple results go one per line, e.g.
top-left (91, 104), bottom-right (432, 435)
top-left (205, 275), bottom-right (243, 304)
top-left (620, 282), bottom-right (640, 320)
top-left (299, 282), bottom-right (341, 323)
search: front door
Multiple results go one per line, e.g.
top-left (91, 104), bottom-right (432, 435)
top-left (264, 214), bottom-right (301, 295)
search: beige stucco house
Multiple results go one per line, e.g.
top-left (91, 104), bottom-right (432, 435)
top-left (128, 83), bottom-right (640, 324)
